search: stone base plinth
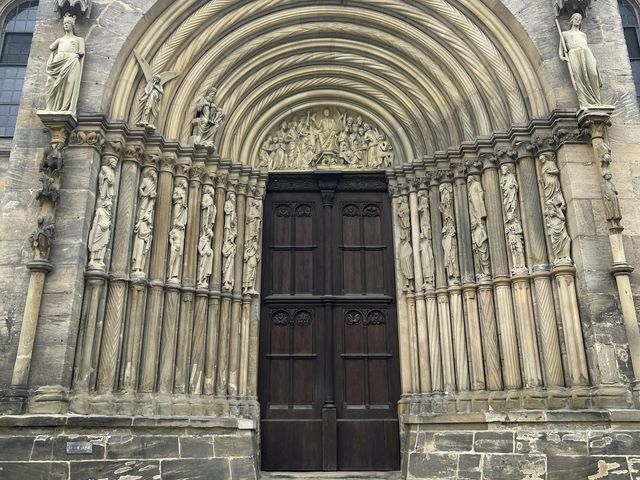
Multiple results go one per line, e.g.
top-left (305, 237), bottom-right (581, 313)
top-left (403, 410), bottom-right (640, 479)
top-left (0, 414), bottom-right (258, 480)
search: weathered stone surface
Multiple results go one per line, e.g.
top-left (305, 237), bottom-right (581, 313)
top-left (0, 462), bottom-right (68, 479)
top-left (180, 435), bottom-right (214, 458)
top-left (547, 454), bottom-right (629, 480)
top-left (588, 431), bottom-right (640, 455)
top-left (516, 431), bottom-right (588, 456)
top-left (473, 432), bottom-right (514, 453)
top-left (230, 457), bottom-right (258, 480)
top-left (106, 435), bottom-right (179, 459)
top-left (482, 454), bottom-right (546, 480)
top-left (407, 452), bottom-right (458, 479)
top-left (69, 460), bottom-right (160, 479)
top-left (161, 458), bottom-right (231, 480)
top-left (214, 434), bottom-right (254, 458)
top-left (457, 453), bottom-right (482, 480)
top-left (432, 432), bottom-right (474, 452)
top-left (0, 436), bottom-right (36, 460)
top-left (31, 435), bottom-right (106, 460)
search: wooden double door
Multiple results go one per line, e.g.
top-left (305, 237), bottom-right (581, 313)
top-left (259, 173), bottom-right (401, 472)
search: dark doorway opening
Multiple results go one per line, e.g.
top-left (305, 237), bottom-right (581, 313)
top-left (258, 172), bottom-right (401, 472)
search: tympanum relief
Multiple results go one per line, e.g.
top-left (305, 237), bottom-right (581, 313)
top-left (261, 107), bottom-right (394, 171)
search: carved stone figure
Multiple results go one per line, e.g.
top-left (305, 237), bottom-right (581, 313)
top-left (559, 13), bottom-right (602, 108)
top-left (36, 174), bottom-right (60, 205)
top-left (88, 200), bottom-right (113, 269)
top-left (55, 0), bottom-right (92, 18)
top-left (131, 170), bottom-right (158, 275)
top-left (398, 229), bottom-right (415, 292)
top-left (468, 176), bottom-right (491, 279)
top-left (439, 183), bottom-right (460, 284)
top-left (30, 216), bottom-right (55, 261)
top-left (201, 185), bottom-right (216, 232)
top-left (197, 228), bottom-right (214, 288)
top-left (417, 190), bottom-right (435, 288)
top-left (193, 86), bottom-right (225, 149)
top-left (540, 153), bottom-right (572, 265)
top-left (44, 14), bottom-right (84, 115)
top-left (167, 178), bottom-right (188, 281)
top-left (222, 192), bottom-right (238, 292)
top-left (243, 197), bottom-right (262, 295)
top-left (397, 195), bottom-right (411, 231)
top-left (137, 169), bottom-right (158, 221)
top-left (134, 50), bottom-right (181, 131)
top-left (500, 164), bottom-right (527, 273)
top-left (264, 107), bottom-right (393, 170)
top-left (554, 0), bottom-right (591, 17)
top-left (41, 142), bottom-right (65, 175)
top-left (98, 157), bottom-right (117, 202)
top-left (601, 173), bottom-right (622, 229)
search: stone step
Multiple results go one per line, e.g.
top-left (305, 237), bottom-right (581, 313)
top-left (261, 472), bottom-right (403, 480)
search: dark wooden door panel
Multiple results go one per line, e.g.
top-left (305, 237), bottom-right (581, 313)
top-left (259, 174), bottom-right (400, 472)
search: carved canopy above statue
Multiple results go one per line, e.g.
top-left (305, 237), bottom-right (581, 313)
top-left (259, 107), bottom-right (394, 171)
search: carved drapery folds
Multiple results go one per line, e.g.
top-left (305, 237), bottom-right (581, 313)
top-left (417, 189), bottom-right (435, 289)
top-left (261, 107), bottom-right (394, 171)
top-left (192, 86), bottom-right (225, 150)
top-left (467, 175), bottom-right (491, 281)
top-left (222, 190), bottom-right (238, 293)
top-left (439, 182), bottom-right (460, 285)
top-left (499, 164), bottom-right (527, 275)
top-left (131, 166), bottom-right (158, 278)
top-left (540, 152), bottom-right (572, 265)
top-left (243, 194), bottom-right (262, 295)
top-left (167, 177), bottom-right (188, 282)
top-left (396, 194), bottom-right (415, 292)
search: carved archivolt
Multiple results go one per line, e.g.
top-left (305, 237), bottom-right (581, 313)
top-left (260, 107), bottom-right (394, 171)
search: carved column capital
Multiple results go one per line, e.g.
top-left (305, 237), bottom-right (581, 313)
top-left (189, 164), bottom-right (206, 183)
top-left (103, 140), bottom-right (123, 159)
top-left (577, 106), bottom-right (615, 138)
top-left (215, 172), bottom-right (229, 190)
top-left (69, 129), bottom-right (106, 152)
top-left (143, 152), bottom-right (161, 170)
top-left (479, 153), bottom-right (498, 171)
top-left (161, 154), bottom-right (179, 174)
top-left (494, 147), bottom-right (517, 165)
top-left (513, 140), bottom-right (537, 160)
top-left (452, 164), bottom-right (467, 181)
top-left (37, 112), bottom-right (77, 146)
top-left (123, 143), bottom-right (144, 165)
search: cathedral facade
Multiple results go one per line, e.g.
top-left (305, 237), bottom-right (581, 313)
top-left (0, 0), bottom-right (640, 478)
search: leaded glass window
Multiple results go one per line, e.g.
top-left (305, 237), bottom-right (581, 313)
top-left (0, 1), bottom-right (37, 137)
top-left (619, 0), bottom-right (640, 103)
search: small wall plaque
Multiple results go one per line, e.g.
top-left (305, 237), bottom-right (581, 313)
top-left (66, 441), bottom-right (93, 455)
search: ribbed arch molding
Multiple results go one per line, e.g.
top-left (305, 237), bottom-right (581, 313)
top-left (108, 0), bottom-right (554, 163)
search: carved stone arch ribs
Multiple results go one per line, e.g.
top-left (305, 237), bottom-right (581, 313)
top-left (108, 1), bottom-right (554, 163)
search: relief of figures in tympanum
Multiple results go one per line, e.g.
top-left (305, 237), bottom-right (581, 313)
top-left (260, 107), bottom-right (394, 171)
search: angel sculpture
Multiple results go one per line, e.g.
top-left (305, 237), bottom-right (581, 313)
top-left (134, 50), bottom-right (181, 132)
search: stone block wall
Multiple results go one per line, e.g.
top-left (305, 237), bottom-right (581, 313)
top-left (404, 412), bottom-right (640, 480)
top-left (0, 416), bottom-right (258, 480)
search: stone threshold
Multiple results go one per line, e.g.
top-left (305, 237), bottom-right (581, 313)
top-left (261, 472), bottom-right (402, 480)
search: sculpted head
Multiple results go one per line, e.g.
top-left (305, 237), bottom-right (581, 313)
top-left (500, 163), bottom-right (515, 176)
top-left (63, 14), bottom-right (77, 34)
top-left (570, 13), bottom-right (582, 28)
top-left (323, 108), bottom-right (331, 117)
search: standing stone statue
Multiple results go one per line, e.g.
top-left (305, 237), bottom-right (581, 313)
top-left (439, 183), bottom-right (460, 284)
top-left (200, 185), bottom-right (216, 232)
top-left (222, 191), bottom-right (238, 292)
top-left (193, 86), bottom-right (225, 149)
top-left (558, 13), bottom-right (602, 108)
top-left (31, 216), bottom-right (56, 261)
top-left (500, 164), bottom-right (527, 273)
top-left (197, 228), bottom-right (214, 288)
top-left (540, 153), bottom-right (572, 265)
top-left (167, 178), bottom-right (188, 281)
top-left (98, 157), bottom-right (117, 202)
top-left (44, 13), bottom-right (84, 115)
top-left (88, 200), bottom-right (113, 269)
top-left (131, 170), bottom-right (158, 275)
top-left (417, 190), bottom-right (435, 288)
top-left (134, 50), bottom-right (181, 131)
top-left (467, 176), bottom-right (491, 279)
top-left (243, 197), bottom-right (262, 295)
top-left (396, 196), bottom-right (414, 292)
top-left (601, 172), bottom-right (622, 229)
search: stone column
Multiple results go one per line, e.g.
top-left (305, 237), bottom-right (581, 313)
top-left (2, 115), bottom-right (75, 414)
top-left (217, 177), bottom-right (238, 397)
top-left (453, 165), bottom-right (484, 391)
top-left (174, 164), bottom-right (203, 394)
top-left (120, 151), bottom-right (161, 392)
top-left (465, 160), bottom-right (502, 391)
top-left (74, 140), bottom-right (123, 394)
top-left (514, 139), bottom-right (565, 388)
top-left (136, 153), bottom-right (178, 393)
top-left (228, 171), bottom-right (249, 398)
top-left (95, 143), bottom-right (144, 394)
top-left (408, 178), bottom-right (431, 393)
top-left (205, 164), bottom-right (228, 396)
top-left (440, 174), bottom-right (469, 391)
top-left (429, 176), bottom-right (455, 392)
top-left (389, 181), bottom-right (415, 395)
top-left (497, 150), bottom-right (542, 389)
top-left (247, 170), bottom-right (268, 399)
top-left (481, 153), bottom-right (521, 390)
